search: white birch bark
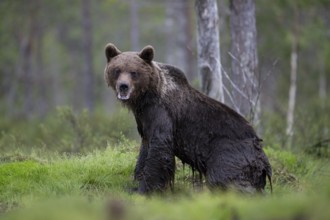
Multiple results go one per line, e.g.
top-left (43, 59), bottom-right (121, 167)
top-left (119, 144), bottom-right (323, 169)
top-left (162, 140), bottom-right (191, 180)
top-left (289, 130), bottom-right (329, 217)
top-left (286, 6), bottom-right (300, 148)
top-left (229, 0), bottom-right (260, 125)
top-left (286, 32), bottom-right (298, 147)
top-left (195, 0), bottom-right (224, 101)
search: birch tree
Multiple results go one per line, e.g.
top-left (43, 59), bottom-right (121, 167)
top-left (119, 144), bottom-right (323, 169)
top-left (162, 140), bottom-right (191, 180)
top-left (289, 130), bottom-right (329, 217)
top-left (319, 8), bottom-right (328, 106)
top-left (130, 0), bottom-right (140, 51)
top-left (286, 5), bottom-right (299, 148)
top-left (82, 0), bottom-right (94, 111)
top-left (229, 0), bottom-right (260, 125)
top-left (195, 0), bottom-right (224, 101)
top-left (11, 2), bottom-right (38, 118)
top-left (165, 0), bottom-right (194, 81)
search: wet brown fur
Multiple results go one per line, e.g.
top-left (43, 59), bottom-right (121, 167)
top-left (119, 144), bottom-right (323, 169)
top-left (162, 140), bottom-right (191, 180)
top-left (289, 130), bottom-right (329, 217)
top-left (104, 43), bottom-right (272, 194)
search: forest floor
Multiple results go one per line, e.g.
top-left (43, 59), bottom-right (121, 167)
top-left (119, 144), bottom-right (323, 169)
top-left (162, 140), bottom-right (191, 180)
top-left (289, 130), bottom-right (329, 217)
top-left (0, 140), bottom-right (330, 220)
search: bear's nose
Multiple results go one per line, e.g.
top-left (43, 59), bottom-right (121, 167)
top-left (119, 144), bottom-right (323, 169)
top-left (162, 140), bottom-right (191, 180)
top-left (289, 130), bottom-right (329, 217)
top-left (119, 83), bottom-right (129, 93)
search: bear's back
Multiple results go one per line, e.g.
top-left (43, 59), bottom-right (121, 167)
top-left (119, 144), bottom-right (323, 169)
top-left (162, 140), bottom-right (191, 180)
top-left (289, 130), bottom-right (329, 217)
top-left (157, 62), bottom-right (190, 87)
top-left (156, 63), bottom-right (258, 142)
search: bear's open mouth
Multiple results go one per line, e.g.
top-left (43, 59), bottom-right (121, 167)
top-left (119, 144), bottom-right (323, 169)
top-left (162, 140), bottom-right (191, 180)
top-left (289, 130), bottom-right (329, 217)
top-left (117, 93), bottom-right (130, 100)
top-left (117, 88), bottom-right (132, 100)
top-left (116, 83), bottom-right (133, 101)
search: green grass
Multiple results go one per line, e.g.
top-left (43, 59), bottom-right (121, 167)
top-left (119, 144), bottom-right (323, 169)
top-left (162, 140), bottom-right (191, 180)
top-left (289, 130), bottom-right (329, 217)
top-left (0, 143), bottom-right (329, 220)
top-left (0, 145), bottom-right (137, 202)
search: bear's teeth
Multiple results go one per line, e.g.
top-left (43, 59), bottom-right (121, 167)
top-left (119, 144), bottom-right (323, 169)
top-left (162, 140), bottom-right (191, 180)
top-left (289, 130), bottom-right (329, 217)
top-left (118, 94), bottom-right (130, 100)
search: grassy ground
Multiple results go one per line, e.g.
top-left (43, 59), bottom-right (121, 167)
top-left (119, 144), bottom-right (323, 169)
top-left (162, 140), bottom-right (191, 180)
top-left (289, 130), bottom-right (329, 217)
top-left (0, 139), bottom-right (329, 220)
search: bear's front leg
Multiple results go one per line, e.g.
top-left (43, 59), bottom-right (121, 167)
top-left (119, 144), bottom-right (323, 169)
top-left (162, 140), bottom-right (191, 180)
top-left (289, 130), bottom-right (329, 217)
top-left (136, 106), bottom-right (175, 194)
top-left (138, 146), bottom-right (175, 193)
top-left (134, 140), bottom-right (148, 180)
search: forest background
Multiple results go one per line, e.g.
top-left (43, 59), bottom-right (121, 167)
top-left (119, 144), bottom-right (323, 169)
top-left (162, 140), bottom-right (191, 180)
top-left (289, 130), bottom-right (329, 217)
top-left (1, 0), bottom-right (329, 151)
top-left (0, 0), bottom-right (329, 219)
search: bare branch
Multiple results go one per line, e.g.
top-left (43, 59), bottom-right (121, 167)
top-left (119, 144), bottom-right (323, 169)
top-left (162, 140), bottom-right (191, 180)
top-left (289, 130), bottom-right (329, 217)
top-left (223, 85), bottom-right (242, 114)
top-left (222, 66), bottom-right (249, 101)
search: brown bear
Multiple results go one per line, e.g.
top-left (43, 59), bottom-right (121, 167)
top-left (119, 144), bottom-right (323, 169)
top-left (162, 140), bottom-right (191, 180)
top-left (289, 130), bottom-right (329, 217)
top-left (104, 43), bottom-right (272, 194)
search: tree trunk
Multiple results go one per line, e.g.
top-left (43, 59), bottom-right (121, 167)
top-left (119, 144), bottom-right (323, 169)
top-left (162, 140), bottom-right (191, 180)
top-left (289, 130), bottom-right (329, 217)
top-left (21, 4), bottom-right (38, 118)
top-left (319, 58), bottom-right (326, 102)
top-left (229, 0), bottom-right (260, 125)
top-left (286, 9), bottom-right (299, 148)
top-left (81, 0), bottom-right (94, 112)
top-left (183, 1), bottom-right (196, 82)
top-left (130, 0), bottom-right (140, 51)
top-left (34, 0), bottom-right (48, 118)
top-left (22, 39), bottom-right (34, 118)
top-left (165, 0), bottom-right (175, 65)
top-left (7, 3), bottom-right (37, 118)
top-left (165, 0), bottom-right (194, 81)
top-left (218, 0), bottom-right (230, 67)
top-left (286, 37), bottom-right (298, 147)
top-left (195, 0), bottom-right (223, 101)
top-left (35, 20), bottom-right (48, 118)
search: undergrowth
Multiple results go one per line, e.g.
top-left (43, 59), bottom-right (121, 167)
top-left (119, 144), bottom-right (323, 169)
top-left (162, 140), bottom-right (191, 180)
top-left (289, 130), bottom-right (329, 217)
top-left (0, 144), bottom-right (329, 220)
top-left (0, 106), bottom-right (137, 154)
top-left (0, 107), bottom-right (329, 219)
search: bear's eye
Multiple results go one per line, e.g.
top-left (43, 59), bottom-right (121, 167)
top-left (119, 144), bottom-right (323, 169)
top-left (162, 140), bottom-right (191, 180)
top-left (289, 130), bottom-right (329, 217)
top-left (112, 68), bottom-right (121, 78)
top-left (130, 71), bottom-right (139, 79)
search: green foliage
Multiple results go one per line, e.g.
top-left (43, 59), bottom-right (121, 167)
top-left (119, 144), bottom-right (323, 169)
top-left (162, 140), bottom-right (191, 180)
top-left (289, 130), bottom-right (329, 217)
top-left (264, 147), bottom-right (324, 194)
top-left (293, 99), bottom-right (330, 158)
top-left (256, 0), bottom-right (330, 151)
top-left (261, 97), bottom-right (330, 158)
top-left (0, 0), bottom-right (330, 218)
top-left (1, 192), bottom-right (330, 220)
top-left (0, 107), bottom-right (137, 154)
top-left (0, 146), bottom-right (136, 208)
top-left (0, 146), bottom-right (329, 220)
top-left (1, 197), bottom-right (102, 220)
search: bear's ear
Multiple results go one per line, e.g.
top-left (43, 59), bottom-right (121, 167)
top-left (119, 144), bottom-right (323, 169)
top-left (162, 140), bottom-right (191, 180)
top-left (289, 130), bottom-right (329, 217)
top-left (139, 45), bottom-right (154, 63)
top-left (105, 43), bottom-right (121, 62)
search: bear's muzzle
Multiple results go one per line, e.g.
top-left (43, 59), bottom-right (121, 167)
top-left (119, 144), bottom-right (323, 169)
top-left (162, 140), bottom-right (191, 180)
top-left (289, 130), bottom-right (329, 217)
top-left (116, 82), bottom-right (133, 100)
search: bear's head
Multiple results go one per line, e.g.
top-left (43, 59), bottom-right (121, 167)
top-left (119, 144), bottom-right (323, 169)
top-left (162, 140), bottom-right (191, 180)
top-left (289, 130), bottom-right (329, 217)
top-left (104, 43), bottom-right (156, 102)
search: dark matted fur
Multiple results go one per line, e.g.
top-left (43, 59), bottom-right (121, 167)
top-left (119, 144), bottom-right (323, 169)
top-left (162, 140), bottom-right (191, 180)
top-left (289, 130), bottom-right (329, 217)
top-left (104, 43), bottom-right (272, 194)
